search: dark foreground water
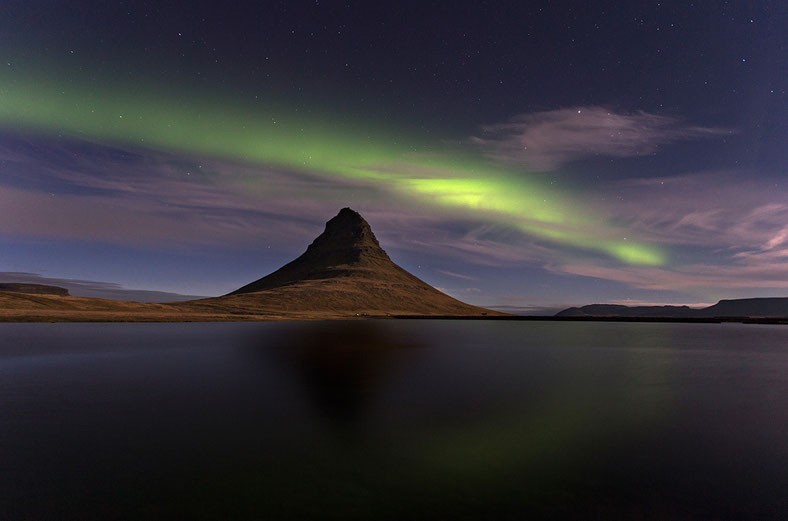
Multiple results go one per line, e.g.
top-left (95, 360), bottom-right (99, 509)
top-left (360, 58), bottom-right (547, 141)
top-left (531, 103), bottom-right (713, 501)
top-left (1, 321), bottom-right (787, 520)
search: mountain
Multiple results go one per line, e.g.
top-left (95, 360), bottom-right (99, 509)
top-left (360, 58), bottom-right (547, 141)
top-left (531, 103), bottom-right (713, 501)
top-left (183, 208), bottom-right (500, 317)
top-left (556, 304), bottom-right (698, 318)
top-left (697, 298), bottom-right (788, 317)
top-left (556, 298), bottom-right (788, 318)
top-left (230, 207), bottom-right (407, 295)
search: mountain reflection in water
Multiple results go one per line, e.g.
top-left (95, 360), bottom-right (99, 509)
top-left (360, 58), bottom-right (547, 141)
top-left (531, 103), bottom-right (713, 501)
top-left (257, 321), bottom-right (422, 423)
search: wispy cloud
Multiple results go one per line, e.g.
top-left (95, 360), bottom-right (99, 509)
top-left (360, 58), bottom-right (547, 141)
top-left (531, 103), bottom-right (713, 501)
top-left (470, 106), bottom-right (730, 170)
top-left (606, 299), bottom-right (714, 308)
top-left (0, 272), bottom-right (205, 302)
top-left (536, 171), bottom-right (788, 297)
top-left (599, 172), bottom-right (788, 252)
top-left (487, 304), bottom-right (566, 316)
top-left (436, 270), bottom-right (478, 281)
top-left (0, 134), bottom-right (381, 249)
top-left (548, 258), bottom-right (788, 292)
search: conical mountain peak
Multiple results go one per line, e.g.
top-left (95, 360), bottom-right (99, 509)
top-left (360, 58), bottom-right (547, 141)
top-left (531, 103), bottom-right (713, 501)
top-left (229, 208), bottom-right (393, 295)
top-left (329, 207), bottom-right (367, 228)
top-left (306, 207), bottom-right (383, 257)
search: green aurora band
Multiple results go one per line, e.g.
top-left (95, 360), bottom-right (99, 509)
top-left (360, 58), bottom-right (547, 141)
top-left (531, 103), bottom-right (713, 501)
top-left (0, 71), bottom-right (665, 265)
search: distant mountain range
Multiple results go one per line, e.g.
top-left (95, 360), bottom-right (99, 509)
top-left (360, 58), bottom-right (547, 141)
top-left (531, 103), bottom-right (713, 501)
top-left (557, 298), bottom-right (788, 318)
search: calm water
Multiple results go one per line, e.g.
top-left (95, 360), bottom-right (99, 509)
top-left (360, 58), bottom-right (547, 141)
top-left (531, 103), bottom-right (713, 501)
top-left (1, 321), bottom-right (787, 520)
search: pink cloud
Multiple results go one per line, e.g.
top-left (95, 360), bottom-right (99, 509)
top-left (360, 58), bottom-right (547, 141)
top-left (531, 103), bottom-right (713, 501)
top-left (437, 270), bottom-right (479, 281)
top-left (0, 185), bottom-right (322, 247)
top-left (471, 107), bottom-right (730, 170)
top-left (600, 173), bottom-right (788, 253)
top-left (548, 258), bottom-right (788, 292)
top-left (606, 299), bottom-right (715, 308)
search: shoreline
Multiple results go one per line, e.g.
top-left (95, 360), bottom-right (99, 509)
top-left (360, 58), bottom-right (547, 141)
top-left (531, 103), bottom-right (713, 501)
top-left (1, 310), bottom-right (787, 324)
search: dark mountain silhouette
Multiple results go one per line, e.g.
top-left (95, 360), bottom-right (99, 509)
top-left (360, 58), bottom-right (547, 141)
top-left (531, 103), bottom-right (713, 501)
top-left (557, 298), bottom-right (788, 318)
top-left (0, 283), bottom-right (69, 296)
top-left (184, 208), bottom-right (500, 317)
top-left (231, 207), bottom-right (413, 294)
top-left (556, 304), bottom-right (697, 318)
top-left (697, 298), bottom-right (788, 317)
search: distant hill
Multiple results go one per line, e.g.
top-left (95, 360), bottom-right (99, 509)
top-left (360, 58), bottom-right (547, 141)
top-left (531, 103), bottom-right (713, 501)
top-left (185, 208), bottom-right (500, 317)
top-left (557, 304), bottom-right (698, 318)
top-left (557, 298), bottom-right (788, 318)
top-left (697, 298), bottom-right (788, 317)
top-left (0, 283), bottom-right (69, 296)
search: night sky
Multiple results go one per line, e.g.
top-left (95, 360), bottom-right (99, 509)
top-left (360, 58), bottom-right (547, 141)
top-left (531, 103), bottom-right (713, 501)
top-left (1, 1), bottom-right (787, 312)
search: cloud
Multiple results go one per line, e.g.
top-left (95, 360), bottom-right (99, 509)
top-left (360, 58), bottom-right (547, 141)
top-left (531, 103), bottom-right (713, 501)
top-left (606, 299), bottom-right (714, 308)
top-left (524, 170), bottom-right (788, 297)
top-left (0, 272), bottom-right (205, 302)
top-left (486, 295), bottom-right (568, 316)
top-left (470, 107), bottom-right (730, 170)
top-left (0, 133), bottom-right (385, 249)
top-left (599, 172), bottom-right (788, 252)
top-left (436, 270), bottom-right (478, 281)
top-left (487, 305), bottom-right (566, 316)
top-left (763, 227), bottom-right (788, 250)
top-left (547, 257), bottom-right (788, 292)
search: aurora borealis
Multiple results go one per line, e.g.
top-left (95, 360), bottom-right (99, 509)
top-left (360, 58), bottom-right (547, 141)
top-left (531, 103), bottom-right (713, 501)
top-left (1, 2), bottom-right (787, 310)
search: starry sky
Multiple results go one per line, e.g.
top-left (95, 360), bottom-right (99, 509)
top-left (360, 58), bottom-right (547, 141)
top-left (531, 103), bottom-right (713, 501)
top-left (1, 1), bottom-right (787, 312)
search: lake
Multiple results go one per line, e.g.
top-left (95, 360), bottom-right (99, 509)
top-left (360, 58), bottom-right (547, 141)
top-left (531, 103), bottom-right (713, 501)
top-left (1, 321), bottom-right (787, 520)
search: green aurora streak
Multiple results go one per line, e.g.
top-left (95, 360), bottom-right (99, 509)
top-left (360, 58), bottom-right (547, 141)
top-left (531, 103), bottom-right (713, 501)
top-left (0, 71), bottom-right (665, 265)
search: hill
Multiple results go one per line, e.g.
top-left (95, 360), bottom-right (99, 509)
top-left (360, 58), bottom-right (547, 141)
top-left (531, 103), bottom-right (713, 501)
top-left (0, 283), bottom-right (69, 296)
top-left (556, 304), bottom-right (698, 318)
top-left (696, 298), bottom-right (788, 317)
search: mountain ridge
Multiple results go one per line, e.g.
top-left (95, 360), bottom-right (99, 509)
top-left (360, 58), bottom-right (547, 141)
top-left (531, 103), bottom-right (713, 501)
top-left (0, 283), bottom-right (69, 296)
top-left (556, 298), bottom-right (788, 318)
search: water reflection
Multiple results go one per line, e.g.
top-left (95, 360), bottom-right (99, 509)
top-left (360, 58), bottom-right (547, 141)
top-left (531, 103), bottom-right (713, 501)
top-left (3, 322), bottom-right (786, 520)
top-left (248, 321), bottom-right (422, 424)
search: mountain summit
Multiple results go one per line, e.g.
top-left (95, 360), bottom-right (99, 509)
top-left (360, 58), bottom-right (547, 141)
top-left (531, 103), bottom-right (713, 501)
top-left (231, 208), bottom-right (396, 295)
top-left (197, 207), bottom-right (500, 317)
